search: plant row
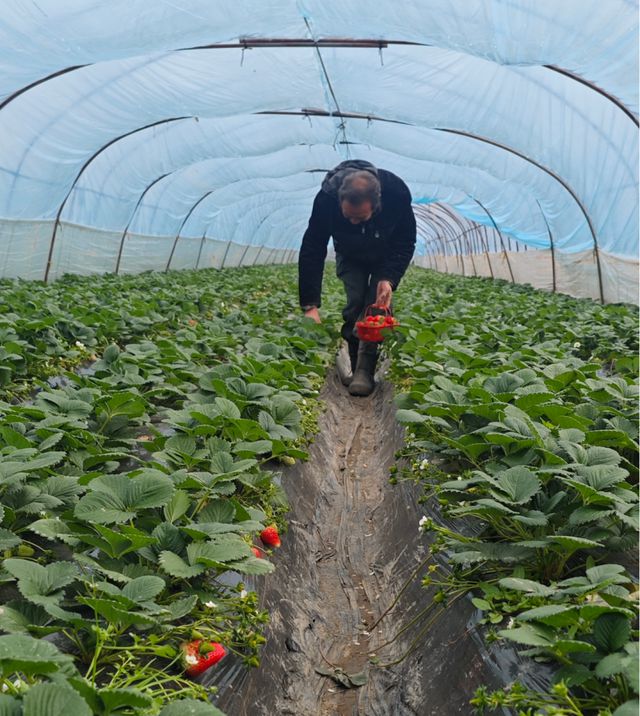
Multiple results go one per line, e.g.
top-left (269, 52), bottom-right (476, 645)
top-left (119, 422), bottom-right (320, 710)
top-left (388, 271), bottom-right (638, 716)
top-left (0, 268), bottom-right (326, 397)
top-left (0, 265), bottom-right (342, 715)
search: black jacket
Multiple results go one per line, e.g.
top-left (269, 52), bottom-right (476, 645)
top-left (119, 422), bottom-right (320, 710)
top-left (298, 161), bottom-right (416, 308)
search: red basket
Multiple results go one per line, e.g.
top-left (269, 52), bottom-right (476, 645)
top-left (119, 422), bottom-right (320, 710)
top-left (355, 305), bottom-right (399, 343)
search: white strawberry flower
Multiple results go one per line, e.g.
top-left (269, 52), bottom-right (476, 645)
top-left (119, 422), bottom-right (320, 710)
top-left (418, 516), bottom-right (428, 532)
top-left (204, 601), bottom-right (217, 609)
top-left (75, 340), bottom-right (85, 349)
top-left (419, 459), bottom-right (429, 470)
top-left (240, 589), bottom-right (248, 599)
top-left (573, 342), bottom-right (581, 348)
top-left (184, 653), bottom-right (199, 665)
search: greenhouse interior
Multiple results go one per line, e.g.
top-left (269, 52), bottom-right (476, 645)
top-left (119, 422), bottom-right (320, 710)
top-left (0, 2), bottom-right (638, 715)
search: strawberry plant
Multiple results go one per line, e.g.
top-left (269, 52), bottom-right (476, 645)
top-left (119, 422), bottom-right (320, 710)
top-left (388, 270), bottom-right (638, 715)
top-left (0, 265), bottom-right (343, 714)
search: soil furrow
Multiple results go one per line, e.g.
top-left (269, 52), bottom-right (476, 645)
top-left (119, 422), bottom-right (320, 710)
top-left (215, 358), bottom-right (506, 715)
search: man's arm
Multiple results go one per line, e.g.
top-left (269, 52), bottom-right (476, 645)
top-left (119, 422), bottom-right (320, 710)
top-left (298, 191), bottom-right (332, 309)
top-left (378, 187), bottom-right (416, 291)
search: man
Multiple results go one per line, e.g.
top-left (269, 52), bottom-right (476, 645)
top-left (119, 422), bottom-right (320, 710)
top-left (298, 160), bottom-right (416, 397)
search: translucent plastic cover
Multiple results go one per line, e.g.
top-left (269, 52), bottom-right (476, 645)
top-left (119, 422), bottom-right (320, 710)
top-left (0, 1), bottom-right (637, 291)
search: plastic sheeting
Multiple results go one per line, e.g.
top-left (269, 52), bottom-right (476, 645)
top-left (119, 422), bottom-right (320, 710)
top-left (213, 372), bottom-right (515, 715)
top-left (0, 1), bottom-right (637, 298)
top-left (416, 249), bottom-right (639, 304)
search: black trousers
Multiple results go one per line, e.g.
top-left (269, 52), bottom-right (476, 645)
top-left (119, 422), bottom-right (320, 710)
top-left (335, 254), bottom-right (391, 354)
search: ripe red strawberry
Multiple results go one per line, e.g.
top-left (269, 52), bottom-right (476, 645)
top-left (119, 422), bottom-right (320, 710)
top-left (260, 525), bottom-right (281, 548)
top-left (182, 640), bottom-right (226, 677)
top-left (251, 546), bottom-right (263, 558)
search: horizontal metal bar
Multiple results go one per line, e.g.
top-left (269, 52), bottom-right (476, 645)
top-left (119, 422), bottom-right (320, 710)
top-left (257, 108), bottom-right (410, 125)
top-left (180, 37), bottom-right (410, 50)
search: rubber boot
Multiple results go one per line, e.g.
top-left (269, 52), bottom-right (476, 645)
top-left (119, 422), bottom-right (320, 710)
top-left (348, 343), bottom-right (378, 397)
top-left (341, 339), bottom-right (360, 386)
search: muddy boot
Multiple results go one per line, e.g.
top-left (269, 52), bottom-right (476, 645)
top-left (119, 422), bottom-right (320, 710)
top-left (341, 339), bottom-right (360, 386)
top-left (348, 343), bottom-right (378, 397)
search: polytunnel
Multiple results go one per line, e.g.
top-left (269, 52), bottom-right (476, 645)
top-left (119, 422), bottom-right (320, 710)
top-left (0, 1), bottom-right (638, 301)
top-left (0, 3), bottom-right (638, 716)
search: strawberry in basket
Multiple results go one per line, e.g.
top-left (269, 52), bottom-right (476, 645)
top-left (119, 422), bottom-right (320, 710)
top-left (356, 305), bottom-right (399, 342)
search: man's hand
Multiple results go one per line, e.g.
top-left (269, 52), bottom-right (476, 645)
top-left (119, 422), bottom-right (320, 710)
top-left (304, 307), bottom-right (322, 324)
top-left (375, 280), bottom-right (393, 308)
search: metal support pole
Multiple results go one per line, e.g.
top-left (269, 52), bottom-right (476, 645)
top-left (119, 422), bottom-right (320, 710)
top-left (537, 200), bottom-right (557, 293)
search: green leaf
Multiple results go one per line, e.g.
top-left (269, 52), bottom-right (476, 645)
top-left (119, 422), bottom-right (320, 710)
top-left (574, 464), bottom-right (629, 488)
top-left (164, 490), bottom-right (191, 523)
top-left (569, 506), bottom-right (617, 525)
top-left (121, 576), bottom-right (165, 603)
top-left (613, 702), bottom-right (640, 716)
top-left (3, 560), bottom-right (78, 608)
top-left (90, 524), bottom-right (156, 559)
top-left (73, 554), bottom-right (131, 584)
top-left (0, 634), bottom-right (76, 677)
top-left (517, 605), bottom-right (577, 627)
top-left (98, 687), bottom-right (154, 713)
top-left (548, 535), bottom-right (602, 552)
top-left (159, 699), bottom-right (226, 716)
top-left (484, 373), bottom-right (523, 395)
top-left (0, 693), bottom-right (21, 716)
top-left (592, 614), bottom-right (631, 653)
top-left (553, 664), bottom-right (593, 687)
top-left (511, 511), bottom-right (548, 526)
top-left (164, 595), bottom-right (198, 621)
top-left (584, 446), bottom-right (623, 466)
top-left (553, 639), bottom-right (597, 654)
top-left (271, 397), bottom-right (301, 430)
top-left (0, 529), bottom-right (20, 551)
top-left (164, 435), bottom-right (197, 458)
top-left (498, 578), bottom-right (556, 597)
top-left (0, 428), bottom-right (31, 450)
top-left (188, 537), bottom-right (252, 566)
top-left (78, 598), bottom-right (156, 627)
top-left (22, 683), bottom-right (91, 716)
top-left (498, 624), bottom-right (554, 647)
top-left (0, 602), bottom-right (53, 635)
top-left (395, 409), bottom-right (426, 424)
top-left (585, 563), bottom-right (629, 585)
top-left (214, 398), bottom-right (241, 420)
top-left (75, 471), bottom-right (175, 524)
top-left (558, 428), bottom-right (586, 443)
top-left (234, 440), bottom-right (273, 456)
top-left (197, 500), bottom-right (235, 524)
top-left (228, 555), bottom-right (275, 575)
top-left (489, 466), bottom-right (541, 504)
top-left (596, 652), bottom-right (630, 679)
top-left (158, 551), bottom-right (204, 579)
top-left (103, 344), bottom-right (120, 363)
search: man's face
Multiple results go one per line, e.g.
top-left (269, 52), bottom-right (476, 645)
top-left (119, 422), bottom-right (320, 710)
top-left (341, 200), bottom-right (373, 225)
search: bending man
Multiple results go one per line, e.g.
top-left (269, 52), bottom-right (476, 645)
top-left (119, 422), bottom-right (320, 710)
top-left (298, 160), bottom-right (416, 396)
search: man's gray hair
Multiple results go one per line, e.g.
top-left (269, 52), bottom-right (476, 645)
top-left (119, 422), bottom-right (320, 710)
top-left (338, 170), bottom-right (382, 211)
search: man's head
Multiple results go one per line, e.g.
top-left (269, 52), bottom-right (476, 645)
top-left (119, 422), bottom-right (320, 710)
top-left (338, 170), bottom-right (381, 224)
